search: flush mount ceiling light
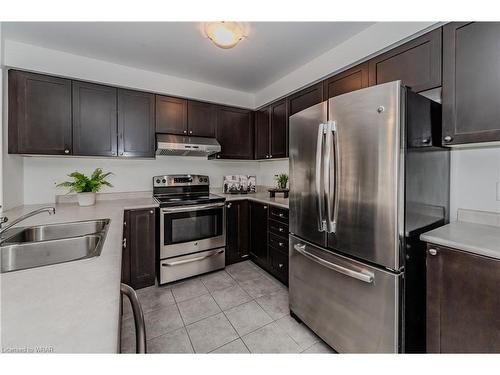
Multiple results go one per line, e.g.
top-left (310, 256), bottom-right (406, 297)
top-left (204, 22), bottom-right (246, 49)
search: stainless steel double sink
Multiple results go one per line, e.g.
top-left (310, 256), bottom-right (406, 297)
top-left (0, 219), bottom-right (110, 273)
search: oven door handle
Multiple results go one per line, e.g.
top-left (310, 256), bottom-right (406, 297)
top-left (161, 249), bottom-right (224, 267)
top-left (161, 202), bottom-right (225, 213)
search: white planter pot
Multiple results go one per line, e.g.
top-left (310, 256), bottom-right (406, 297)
top-left (77, 192), bottom-right (96, 207)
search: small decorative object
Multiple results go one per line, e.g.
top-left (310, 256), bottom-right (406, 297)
top-left (268, 173), bottom-right (289, 198)
top-left (223, 175), bottom-right (256, 194)
top-left (57, 168), bottom-right (113, 207)
top-left (276, 173), bottom-right (289, 189)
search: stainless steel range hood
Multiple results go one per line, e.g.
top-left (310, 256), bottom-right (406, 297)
top-left (156, 134), bottom-right (221, 157)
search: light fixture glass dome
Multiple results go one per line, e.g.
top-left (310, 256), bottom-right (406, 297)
top-left (204, 22), bottom-right (246, 49)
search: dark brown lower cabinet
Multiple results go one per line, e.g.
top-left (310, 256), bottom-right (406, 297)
top-left (426, 244), bottom-right (500, 353)
top-left (225, 200), bottom-right (250, 265)
top-left (122, 208), bottom-right (156, 290)
top-left (249, 201), bottom-right (269, 266)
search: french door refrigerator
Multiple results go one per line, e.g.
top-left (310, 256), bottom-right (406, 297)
top-left (289, 81), bottom-right (449, 353)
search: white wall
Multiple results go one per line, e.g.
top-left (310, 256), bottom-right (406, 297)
top-left (22, 156), bottom-right (289, 204)
top-left (255, 22), bottom-right (439, 107)
top-left (4, 40), bottom-right (254, 109)
top-left (450, 147), bottom-right (500, 221)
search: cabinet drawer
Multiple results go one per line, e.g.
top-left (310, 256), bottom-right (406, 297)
top-left (268, 219), bottom-right (289, 238)
top-left (269, 232), bottom-right (288, 252)
top-left (269, 206), bottom-right (289, 223)
top-left (269, 246), bottom-right (288, 285)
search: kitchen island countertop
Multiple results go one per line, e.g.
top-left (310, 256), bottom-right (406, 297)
top-left (0, 197), bottom-right (158, 353)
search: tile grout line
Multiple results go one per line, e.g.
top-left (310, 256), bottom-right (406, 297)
top-left (172, 299), bottom-right (196, 354)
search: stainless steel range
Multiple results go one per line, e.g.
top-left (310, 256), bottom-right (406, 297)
top-left (153, 174), bottom-right (226, 285)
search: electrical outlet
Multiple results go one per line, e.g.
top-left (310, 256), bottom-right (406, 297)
top-left (497, 182), bottom-right (500, 201)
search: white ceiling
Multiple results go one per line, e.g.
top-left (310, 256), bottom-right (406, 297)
top-left (2, 22), bottom-right (373, 93)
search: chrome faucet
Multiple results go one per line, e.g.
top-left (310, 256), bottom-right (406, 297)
top-left (0, 206), bottom-right (56, 237)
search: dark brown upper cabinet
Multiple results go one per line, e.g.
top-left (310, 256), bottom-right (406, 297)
top-left (287, 82), bottom-right (324, 117)
top-left (254, 99), bottom-right (288, 160)
top-left (187, 100), bottom-right (217, 138)
top-left (426, 244), bottom-right (500, 353)
top-left (368, 28), bottom-right (442, 93)
top-left (72, 81), bottom-right (117, 157)
top-left (323, 62), bottom-right (369, 100)
top-left (155, 95), bottom-right (188, 135)
top-left (254, 106), bottom-right (270, 160)
top-left (117, 89), bottom-right (155, 158)
top-left (8, 70), bottom-right (72, 155)
top-left (442, 22), bottom-right (500, 146)
top-left (270, 99), bottom-right (288, 158)
top-left (215, 106), bottom-right (254, 159)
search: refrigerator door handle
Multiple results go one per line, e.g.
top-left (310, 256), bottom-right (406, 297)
top-left (324, 121), bottom-right (337, 233)
top-left (315, 123), bottom-right (326, 232)
top-left (294, 243), bottom-right (374, 283)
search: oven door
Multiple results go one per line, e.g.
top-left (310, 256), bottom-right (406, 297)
top-left (160, 202), bottom-right (226, 258)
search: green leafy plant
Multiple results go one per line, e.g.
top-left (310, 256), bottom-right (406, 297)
top-left (276, 173), bottom-right (289, 189)
top-left (57, 168), bottom-right (113, 193)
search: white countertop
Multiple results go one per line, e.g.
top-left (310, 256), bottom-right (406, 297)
top-left (421, 221), bottom-right (500, 260)
top-left (211, 188), bottom-right (289, 209)
top-left (0, 197), bottom-right (157, 353)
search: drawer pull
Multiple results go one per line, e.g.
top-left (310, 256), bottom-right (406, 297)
top-left (279, 242), bottom-right (284, 247)
top-left (162, 249), bottom-right (224, 267)
top-left (294, 243), bottom-right (374, 283)
top-left (279, 227), bottom-right (284, 232)
top-left (428, 248), bottom-right (437, 256)
top-left (278, 263), bottom-right (284, 269)
top-left (279, 213), bottom-right (284, 218)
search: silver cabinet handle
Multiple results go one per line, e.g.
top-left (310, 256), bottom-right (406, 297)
top-left (120, 283), bottom-right (146, 354)
top-left (315, 123), bottom-right (325, 231)
top-left (278, 227), bottom-right (284, 232)
top-left (428, 248), bottom-right (438, 256)
top-left (122, 238), bottom-right (127, 248)
top-left (226, 202), bottom-right (232, 208)
top-left (443, 135), bottom-right (453, 143)
top-left (183, 130), bottom-right (187, 134)
top-left (294, 243), bottom-right (374, 283)
top-left (64, 149), bottom-right (70, 154)
top-left (162, 249), bottom-right (224, 267)
top-left (279, 242), bottom-right (284, 247)
top-left (161, 202), bottom-right (224, 213)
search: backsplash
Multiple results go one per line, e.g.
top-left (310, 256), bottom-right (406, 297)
top-left (21, 156), bottom-right (289, 205)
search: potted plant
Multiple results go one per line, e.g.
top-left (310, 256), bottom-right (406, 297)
top-left (276, 173), bottom-right (289, 189)
top-left (57, 168), bottom-right (113, 207)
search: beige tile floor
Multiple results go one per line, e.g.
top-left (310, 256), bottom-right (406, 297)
top-left (121, 260), bottom-right (334, 354)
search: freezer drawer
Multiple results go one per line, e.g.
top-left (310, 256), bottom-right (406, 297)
top-left (159, 247), bottom-right (225, 285)
top-left (289, 235), bottom-right (402, 353)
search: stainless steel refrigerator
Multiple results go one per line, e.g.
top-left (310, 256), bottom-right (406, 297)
top-left (288, 81), bottom-right (450, 353)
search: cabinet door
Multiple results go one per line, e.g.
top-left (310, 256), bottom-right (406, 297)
top-left (8, 70), bottom-right (72, 155)
top-left (442, 22), bottom-right (500, 145)
top-left (187, 100), bottom-right (217, 137)
top-left (225, 201), bottom-right (250, 265)
top-left (323, 62), bottom-right (369, 100)
top-left (128, 208), bottom-right (156, 290)
top-left (270, 99), bottom-right (288, 158)
top-left (155, 95), bottom-right (188, 135)
top-left (117, 89), bottom-right (155, 158)
top-left (249, 201), bottom-right (268, 265)
top-left (121, 212), bottom-right (131, 285)
top-left (215, 106), bottom-right (254, 159)
top-left (368, 28), bottom-right (442, 92)
top-left (288, 82), bottom-right (324, 116)
top-left (269, 246), bottom-right (289, 286)
top-left (426, 245), bottom-right (500, 353)
top-left (73, 81), bottom-right (117, 157)
top-left (254, 106), bottom-right (270, 160)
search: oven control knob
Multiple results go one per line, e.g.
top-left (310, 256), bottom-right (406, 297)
top-left (156, 179), bottom-right (161, 184)
top-left (199, 177), bottom-right (203, 183)
top-left (162, 179), bottom-right (166, 183)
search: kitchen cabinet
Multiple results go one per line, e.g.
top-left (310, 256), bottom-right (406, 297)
top-left (215, 106), bottom-right (254, 159)
top-left (426, 244), bottom-right (500, 353)
top-left (187, 100), bottom-right (217, 137)
top-left (442, 22), bottom-right (500, 145)
top-left (122, 208), bottom-right (156, 290)
top-left (72, 81), bottom-right (117, 157)
top-left (287, 82), bottom-right (323, 117)
top-left (249, 201), bottom-right (269, 267)
top-left (254, 99), bottom-right (288, 160)
top-left (117, 89), bottom-right (155, 158)
top-left (323, 62), bottom-right (369, 100)
top-left (8, 70), bottom-right (72, 155)
top-left (368, 28), bottom-right (442, 93)
top-left (155, 95), bottom-right (188, 135)
top-left (225, 200), bottom-right (250, 265)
